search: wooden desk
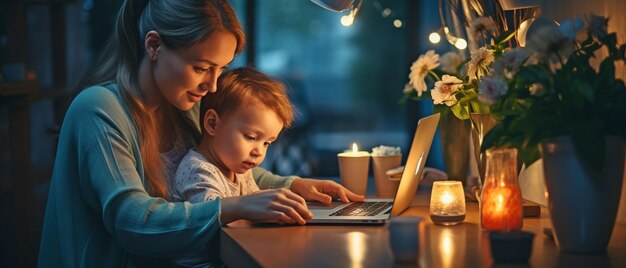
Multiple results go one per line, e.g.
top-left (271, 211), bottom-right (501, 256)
top-left (221, 187), bottom-right (626, 268)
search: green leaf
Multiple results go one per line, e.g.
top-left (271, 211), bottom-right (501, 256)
top-left (573, 81), bottom-right (594, 102)
top-left (433, 104), bottom-right (449, 116)
top-left (495, 29), bottom-right (516, 45)
top-left (470, 101), bottom-right (490, 114)
top-left (599, 57), bottom-right (616, 81)
top-left (450, 103), bottom-right (470, 120)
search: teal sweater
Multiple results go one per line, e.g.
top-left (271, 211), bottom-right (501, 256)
top-left (37, 85), bottom-right (295, 267)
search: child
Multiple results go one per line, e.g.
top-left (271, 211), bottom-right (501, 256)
top-left (169, 67), bottom-right (294, 267)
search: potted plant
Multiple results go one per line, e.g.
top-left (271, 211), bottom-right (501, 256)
top-left (481, 14), bottom-right (626, 253)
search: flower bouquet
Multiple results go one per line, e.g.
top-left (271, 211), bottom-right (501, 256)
top-left (479, 14), bottom-right (626, 253)
top-left (400, 17), bottom-right (517, 120)
top-left (480, 14), bottom-right (626, 169)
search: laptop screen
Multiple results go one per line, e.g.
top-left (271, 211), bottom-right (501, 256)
top-left (389, 113), bottom-right (440, 216)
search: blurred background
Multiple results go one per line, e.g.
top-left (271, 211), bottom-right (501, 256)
top-left (1, 0), bottom-right (625, 267)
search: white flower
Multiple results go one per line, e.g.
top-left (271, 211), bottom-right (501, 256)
top-left (408, 50), bottom-right (440, 96)
top-left (371, 145), bottom-right (401, 156)
top-left (466, 47), bottom-right (495, 81)
top-left (526, 25), bottom-right (573, 68)
top-left (478, 76), bottom-right (508, 104)
top-left (470, 17), bottom-right (497, 38)
top-left (431, 75), bottom-right (463, 106)
top-left (440, 51), bottom-right (464, 74)
top-left (586, 14), bottom-right (608, 39)
top-left (529, 83), bottom-right (546, 96)
top-left (491, 48), bottom-right (529, 79)
top-left (559, 17), bottom-right (587, 42)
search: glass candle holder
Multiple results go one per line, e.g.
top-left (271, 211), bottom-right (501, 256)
top-left (430, 181), bottom-right (466, 225)
top-left (480, 148), bottom-right (523, 231)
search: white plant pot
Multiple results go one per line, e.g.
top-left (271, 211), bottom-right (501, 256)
top-left (541, 136), bottom-right (625, 253)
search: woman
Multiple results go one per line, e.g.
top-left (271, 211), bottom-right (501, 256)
top-left (38, 0), bottom-right (363, 266)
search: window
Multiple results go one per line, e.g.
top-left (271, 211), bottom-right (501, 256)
top-left (233, 1), bottom-right (411, 177)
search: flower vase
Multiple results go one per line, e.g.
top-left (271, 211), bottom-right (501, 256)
top-left (541, 136), bottom-right (625, 253)
top-left (470, 113), bottom-right (497, 186)
top-left (439, 114), bottom-right (471, 184)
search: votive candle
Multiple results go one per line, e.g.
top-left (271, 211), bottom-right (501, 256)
top-left (430, 181), bottom-right (466, 225)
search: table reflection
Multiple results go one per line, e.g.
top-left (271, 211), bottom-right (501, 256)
top-left (347, 231), bottom-right (367, 268)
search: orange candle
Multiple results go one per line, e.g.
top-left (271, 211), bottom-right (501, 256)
top-left (480, 183), bottom-right (523, 231)
top-left (480, 148), bottom-right (523, 231)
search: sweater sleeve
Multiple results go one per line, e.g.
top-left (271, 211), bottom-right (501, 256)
top-left (251, 167), bottom-right (299, 190)
top-left (71, 87), bottom-right (221, 257)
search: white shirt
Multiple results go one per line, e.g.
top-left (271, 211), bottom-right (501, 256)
top-left (171, 149), bottom-right (260, 203)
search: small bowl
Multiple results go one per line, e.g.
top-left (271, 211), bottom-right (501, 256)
top-left (489, 230), bottom-right (535, 263)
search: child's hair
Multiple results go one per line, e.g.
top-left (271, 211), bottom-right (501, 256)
top-left (201, 67), bottom-right (294, 133)
top-left (73, 0), bottom-right (245, 198)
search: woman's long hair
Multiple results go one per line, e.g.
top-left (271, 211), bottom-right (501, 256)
top-left (74, 0), bottom-right (245, 198)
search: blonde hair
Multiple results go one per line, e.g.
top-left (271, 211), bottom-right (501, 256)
top-left (73, 0), bottom-right (246, 198)
top-left (201, 67), bottom-right (295, 133)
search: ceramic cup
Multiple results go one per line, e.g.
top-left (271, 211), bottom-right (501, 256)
top-left (371, 154), bottom-right (402, 198)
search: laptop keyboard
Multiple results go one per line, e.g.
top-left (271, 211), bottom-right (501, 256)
top-left (329, 202), bottom-right (393, 217)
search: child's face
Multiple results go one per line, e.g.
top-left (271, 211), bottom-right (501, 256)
top-left (152, 31), bottom-right (237, 111)
top-left (212, 102), bottom-right (284, 175)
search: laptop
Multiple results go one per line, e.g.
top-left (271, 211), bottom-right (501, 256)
top-left (307, 113), bottom-right (440, 224)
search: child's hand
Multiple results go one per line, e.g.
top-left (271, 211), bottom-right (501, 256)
top-left (290, 178), bottom-right (365, 204)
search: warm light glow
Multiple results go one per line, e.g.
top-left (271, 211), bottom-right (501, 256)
top-left (454, 38), bottom-right (467, 50)
top-left (352, 143), bottom-right (358, 153)
top-left (430, 181), bottom-right (466, 225)
top-left (429, 32), bottom-right (441, 43)
top-left (440, 191), bottom-right (453, 204)
top-left (341, 15), bottom-right (354, 26)
top-left (496, 194), bottom-right (504, 212)
top-left (439, 229), bottom-right (454, 268)
top-left (347, 231), bottom-right (366, 268)
top-left (381, 8), bottom-right (391, 17)
top-left (481, 185), bottom-right (522, 231)
top-left (393, 19), bottom-right (403, 28)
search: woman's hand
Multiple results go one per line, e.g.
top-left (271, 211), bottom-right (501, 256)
top-left (290, 178), bottom-right (365, 204)
top-left (220, 189), bottom-right (313, 225)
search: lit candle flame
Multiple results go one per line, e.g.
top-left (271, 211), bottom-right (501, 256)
top-left (352, 143), bottom-right (358, 153)
top-left (440, 191), bottom-right (454, 205)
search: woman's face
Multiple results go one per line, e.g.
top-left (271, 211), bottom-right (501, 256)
top-left (152, 31), bottom-right (238, 111)
top-left (212, 102), bottom-right (284, 177)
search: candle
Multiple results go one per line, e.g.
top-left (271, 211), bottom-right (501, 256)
top-left (430, 181), bottom-right (466, 225)
top-left (337, 143), bottom-right (370, 157)
top-left (480, 148), bottom-right (523, 231)
top-left (337, 143), bottom-right (370, 195)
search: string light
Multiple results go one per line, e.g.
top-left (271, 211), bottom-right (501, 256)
top-left (429, 32), bottom-right (441, 43)
top-left (393, 19), bottom-right (403, 28)
top-left (372, 0), bottom-right (404, 29)
top-left (454, 38), bottom-right (467, 50)
top-left (382, 8), bottom-right (391, 18)
top-left (341, 15), bottom-right (355, 26)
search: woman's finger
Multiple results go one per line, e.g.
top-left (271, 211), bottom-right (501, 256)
top-left (277, 191), bottom-right (313, 220)
top-left (272, 203), bottom-right (307, 225)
